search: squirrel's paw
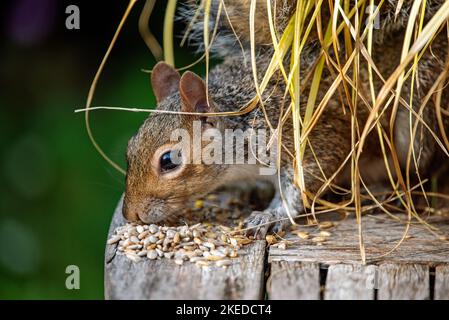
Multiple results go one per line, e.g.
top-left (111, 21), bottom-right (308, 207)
top-left (243, 210), bottom-right (286, 240)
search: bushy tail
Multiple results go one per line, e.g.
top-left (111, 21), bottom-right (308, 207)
top-left (178, 0), bottom-right (447, 57)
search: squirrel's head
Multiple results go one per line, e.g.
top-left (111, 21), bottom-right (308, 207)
top-left (123, 62), bottom-right (226, 224)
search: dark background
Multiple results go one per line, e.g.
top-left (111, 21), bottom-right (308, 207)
top-left (0, 0), bottom-right (203, 299)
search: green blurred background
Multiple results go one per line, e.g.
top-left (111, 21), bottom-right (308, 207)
top-left (0, 0), bottom-right (202, 299)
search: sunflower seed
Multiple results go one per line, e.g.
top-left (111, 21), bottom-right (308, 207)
top-left (148, 235), bottom-right (158, 243)
top-left (147, 250), bottom-right (158, 260)
top-left (312, 236), bottom-right (326, 243)
top-left (206, 194), bottom-right (218, 201)
top-left (294, 231), bottom-right (309, 240)
top-left (194, 200), bottom-right (204, 209)
top-left (137, 250), bottom-right (148, 257)
top-left (142, 238), bottom-right (151, 247)
top-left (203, 242), bottom-right (215, 250)
top-left (107, 235), bottom-right (121, 245)
top-left (205, 255), bottom-right (223, 261)
top-left (216, 259), bottom-right (232, 267)
top-left (265, 235), bottom-right (277, 245)
top-left (166, 229), bottom-right (176, 239)
top-left (173, 232), bottom-right (180, 244)
top-left (147, 243), bottom-right (157, 250)
top-left (138, 230), bottom-right (149, 239)
top-left (319, 221), bottom-right (334, 229)
top-left (210, 250), bottom-right (226, 258)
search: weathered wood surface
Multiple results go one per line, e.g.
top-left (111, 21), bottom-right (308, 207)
top-left (105, 197), bottom-right (266, 300)
top-left (324, 264), bottom-right (376, 300)
top-left (434, 265), bottom-right (449, 300)
top-left (269, 215), bottom-right (449, 265)
top-left (377, 264), bottom-right (430, 300)
top-left (106, 196), bottom-right (449, 300)
top-left (267, 262), bottom-right (320, 300)
top-left (267, 214), bottom-right (449, 300)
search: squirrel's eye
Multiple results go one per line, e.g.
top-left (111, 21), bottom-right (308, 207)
top-left (160, 151), bottom-right (180, 173)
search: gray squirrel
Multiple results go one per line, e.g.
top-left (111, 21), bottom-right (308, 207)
top-left (123, 0), bottom-right (448, 237)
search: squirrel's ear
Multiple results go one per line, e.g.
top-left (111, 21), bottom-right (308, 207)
top-left (151, 62), bottom-right (181, 104)
top-left (179, 71), bottom-right (210, 113)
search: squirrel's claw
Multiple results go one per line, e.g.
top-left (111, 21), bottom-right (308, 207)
top-left (243, 210), bottom-right (285, 240)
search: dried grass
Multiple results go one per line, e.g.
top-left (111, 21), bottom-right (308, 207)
top-left (77, 0), bottom-right (449, 263)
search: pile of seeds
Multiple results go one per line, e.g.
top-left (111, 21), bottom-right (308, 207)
top-left (108, 190), bottom-right (255, 267)
top-left (264, 221), bottom-right (335, 249)
top-left (108, 222), bottom-right (253, 267)
top-left (108, 187), bottom-right (338, 267)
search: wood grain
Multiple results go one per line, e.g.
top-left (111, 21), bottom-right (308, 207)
top-left (104, 197), bottom-right (267, 300)
top-left (324, 264), bottom-right (376, 300)
top-left (268, 262), bottom-right (320, 300)
top-left (377, 264), bottom-right (430, 300)
top-left (434, 265), bottom-right (449, 300)
top-left (269, 215), bottom-right (449, 265)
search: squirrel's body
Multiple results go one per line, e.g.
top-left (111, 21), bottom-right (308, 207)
top-left (124, 1), bottom-right (449, 235)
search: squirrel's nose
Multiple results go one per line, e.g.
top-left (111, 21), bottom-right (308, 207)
top-left (122, 198), bottom-right (162, 224)
top-left (123, 195), bottom-right (169, 224)
top-left (122, 199), bottom-right (141, 222)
